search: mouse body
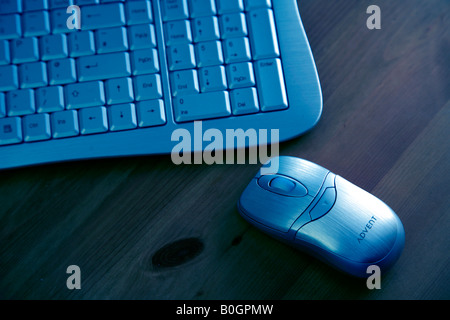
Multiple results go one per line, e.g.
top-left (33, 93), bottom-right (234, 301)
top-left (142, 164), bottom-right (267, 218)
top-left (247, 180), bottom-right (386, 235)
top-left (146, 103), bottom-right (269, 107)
top-left (238, 156), bottom-right (405, 277)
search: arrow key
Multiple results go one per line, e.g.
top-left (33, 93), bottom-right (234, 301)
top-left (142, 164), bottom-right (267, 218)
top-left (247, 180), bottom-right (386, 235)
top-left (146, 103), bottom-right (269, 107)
top-left (167, 44), bottom-right (196, 71)
top-left (223, 37), bottom-right (251, 64)
top-left (136, 99), bottom-right (166, 128)
top-left (79, 106), bottom-right (108, 135)
top-left (108, 103), bottom-right (137, 132)
top-left (105, 77), bottom-right (134, 105)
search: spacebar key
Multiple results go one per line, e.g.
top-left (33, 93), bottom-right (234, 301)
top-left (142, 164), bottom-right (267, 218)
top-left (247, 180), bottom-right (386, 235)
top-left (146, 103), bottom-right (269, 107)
top-left (174, 91), bottom-right (231, 123)
top-left (78, 52), bottom-right (131, 82)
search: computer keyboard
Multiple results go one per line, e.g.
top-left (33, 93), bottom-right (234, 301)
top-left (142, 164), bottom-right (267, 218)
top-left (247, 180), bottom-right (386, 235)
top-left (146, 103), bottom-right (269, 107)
top-left (0, 0), bottom-right (322, 169)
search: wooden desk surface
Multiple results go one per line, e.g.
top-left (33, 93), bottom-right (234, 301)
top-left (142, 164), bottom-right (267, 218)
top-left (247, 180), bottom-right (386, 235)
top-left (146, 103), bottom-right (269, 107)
top-left (1, 0), bottom-right (449, 300)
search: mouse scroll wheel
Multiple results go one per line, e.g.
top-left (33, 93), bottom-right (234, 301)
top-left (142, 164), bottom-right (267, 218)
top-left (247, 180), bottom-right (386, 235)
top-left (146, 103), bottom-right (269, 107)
top-left (257, 175), bottom-right (308, 197)
top-left (270, 177), bottom-right (296, 192)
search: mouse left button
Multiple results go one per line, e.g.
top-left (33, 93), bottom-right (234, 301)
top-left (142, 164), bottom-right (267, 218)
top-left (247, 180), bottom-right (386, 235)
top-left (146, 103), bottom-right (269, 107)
top-left (238, 178), bottom-right (314, 233)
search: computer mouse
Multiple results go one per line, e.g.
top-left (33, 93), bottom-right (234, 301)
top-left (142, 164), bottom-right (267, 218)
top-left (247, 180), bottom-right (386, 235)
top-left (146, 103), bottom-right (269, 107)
top-left (237, 156), bottom-right (405, 277)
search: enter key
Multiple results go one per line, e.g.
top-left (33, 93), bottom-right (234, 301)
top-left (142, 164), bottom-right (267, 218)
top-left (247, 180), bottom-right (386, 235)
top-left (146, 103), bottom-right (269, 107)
top-left (254, 58), bottom-right (288, 112)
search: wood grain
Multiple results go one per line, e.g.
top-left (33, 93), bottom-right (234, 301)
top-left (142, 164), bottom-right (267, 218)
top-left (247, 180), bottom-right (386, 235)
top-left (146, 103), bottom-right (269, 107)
top-left (0, 0), bottom-right (449, 300)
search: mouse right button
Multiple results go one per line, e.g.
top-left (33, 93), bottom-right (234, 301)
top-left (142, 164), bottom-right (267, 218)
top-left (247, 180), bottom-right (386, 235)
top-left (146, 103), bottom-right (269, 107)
top-left (309, 187), bottom-right (336, 221)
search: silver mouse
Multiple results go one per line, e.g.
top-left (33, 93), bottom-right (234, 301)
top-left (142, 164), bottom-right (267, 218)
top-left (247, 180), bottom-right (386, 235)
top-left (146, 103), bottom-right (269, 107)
top-left (238, 156), bottom-right (405, 277)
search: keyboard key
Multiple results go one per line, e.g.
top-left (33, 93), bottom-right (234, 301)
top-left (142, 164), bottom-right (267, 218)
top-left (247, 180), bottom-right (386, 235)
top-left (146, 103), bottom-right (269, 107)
top-left (247, 8), bottom-right (280, 59)
top-left (189, 0), bottom-right (217, 18)
top-left (136, 99), bottom-right (166, 127)
top-left (0, 14), bottom-right (21, 40)
top-left (23, 113), bottom-right (52, 142)
top-left (36, 86), bottom-right (65, 113)
top-left (245, 0), bottom-right (272, 10)
top-left (0, 0), bottom-right (22, 14)
top-left (128, 24), bottom-right (156, 50)
top-left (222, 37), bottom-right (251, 63)
top-left (125, 0), bottom-right (153, 25)
top-left (6, 89), bottom-right (35, 116)
top-left (199, 66), bottom-right (227, 92)
top-left (217, 0), bottom-right (244, 14)
top-left (19, 62), bottom-right (48, 89)
top-left (171, 69), bottom-right (200, 96)
top-left (220, 13), bottom-right (247, 39)
top-left (49, 0), bottom-right (74, 9)
top-left (68, 31), bottom-right (96, 57)
top-left (81, 3), bottom-right (126, 30)
top-left (48, 58), bottom-right (77, 85)
top-left (131, 48), bottom-right (160, 75)
top-left (0, 117), bottom-right (22, 146)
top-left (51, 110), bottom-right (80, 138)
top-left (173, 91), bottom-right (231, 122)
top-left (161, 0), bottom-right (189, 21)
top-left (73, 0), bottom-right (98, 5)
top-left (133, 74), bottom-right (163, 101)
top-left (40, 34), bottom-right (69, 61)
top-left (192, 16), bottom-right (220, 42)
top-left (24, 0), bottom-right (49, 11)
top-left (51, 8), bottom-right (78, 34)
top-left (22, 10), bottom-right (50, 37)
top-left (0, 65), bottom-right (18, 91)
top-left (254, 58), bottom-right (288, 111)
top-left (226, 62), bottom-right (255, 89)
top-left (95, 27), bottom-right (129, 54)
top-left (195, 41), bottom-right (224, 67)
top-left (165, 20), bottom-right (192, 46)
top-left (108, 103), bottom-right (138, 132)
top-left (167, 44), bottom-right (196, 71)
top-left (105, 77), bottom-right (134, 104)
top-left (77, 52), bottom-right (131, 82)
top-left (79, 106), bottom-right (109, 135)
top-left (230, 87), bottom-right (259, 115)
top-left (65, 81), bottom-right (106, 109)
top-left (11, 37), bottom-right (40, 64)
top-left (0, 40), bottom-right (11, 65)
